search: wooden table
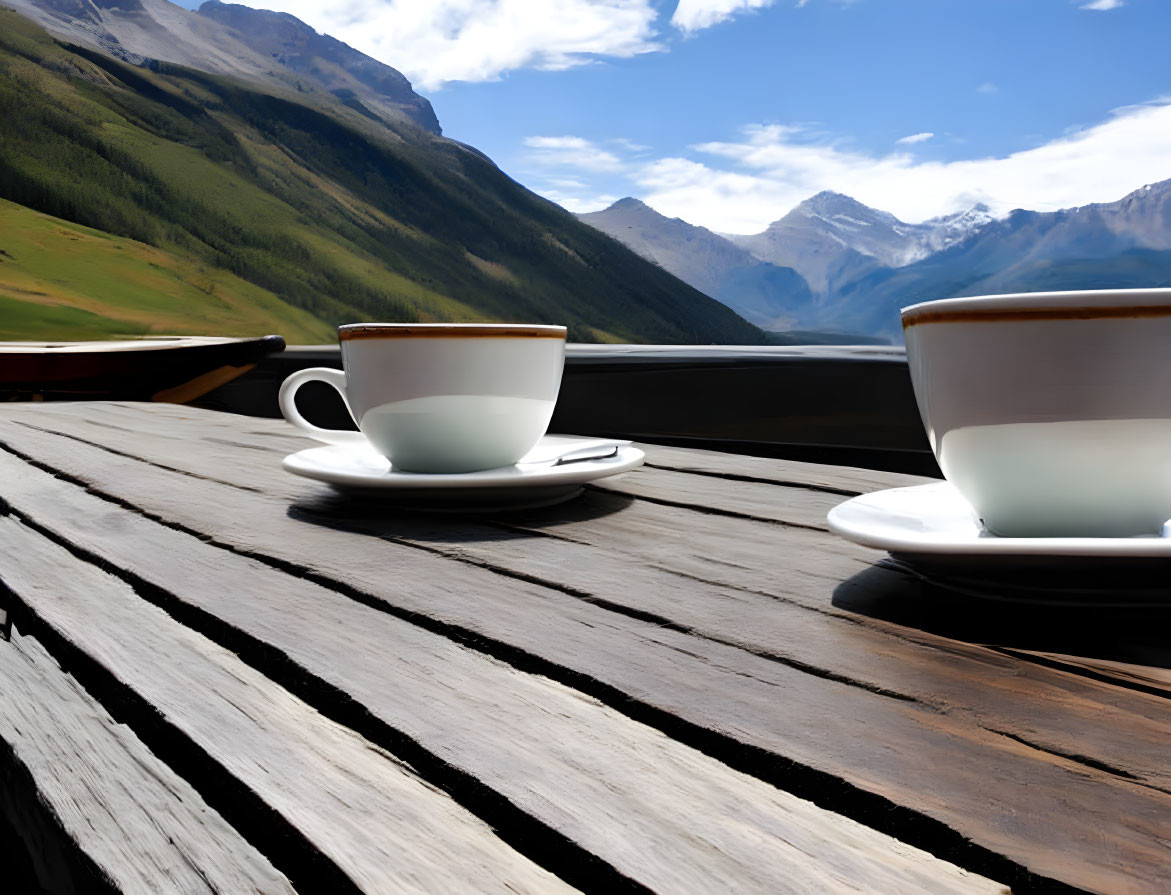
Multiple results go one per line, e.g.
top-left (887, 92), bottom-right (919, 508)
top-left (0, 402), bottom-right (1166, 895)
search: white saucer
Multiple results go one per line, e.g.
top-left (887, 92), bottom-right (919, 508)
top-left (283, 435), bottom-right (645, 511)
top-left (828, 481), bottom-right (1171, 559)
top-left (828, 482), bottom-right (1171, 602)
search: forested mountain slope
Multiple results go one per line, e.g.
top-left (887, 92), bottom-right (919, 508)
top-left (0, 198), bottom-right (334, 341)
top-left (0, 9), bottom-right (763, 343)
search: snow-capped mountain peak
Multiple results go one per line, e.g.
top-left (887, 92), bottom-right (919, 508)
top-left (921, 203), bottom-right (995, 253)
top-left (734, 192), bottom-right (998, 285)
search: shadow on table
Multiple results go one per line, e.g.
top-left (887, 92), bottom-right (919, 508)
top-left (833, 560), bottom-right (1171, 670)
top-left (285, 487), bottom-right (634, 545)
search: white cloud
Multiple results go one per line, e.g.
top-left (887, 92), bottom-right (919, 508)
top-left (1081, 0), bottom-right (1124, 9)
top-left (244, 0), bottom-right (661, 90)
top-left (523, 135), bottom-right (625, 171)
top-left (671, 0), bottom-right (775, 32)
top-left (895, 132), bottom-right (934, 145)
top-left (629, 99), bottom-right (1171, 232)
top-left (541, 190), bottom-right (621, 212)
top-left (977, 82), bottom-right (999, 95)
top-left (524, 136), bottom-right (639, 211)
top-left (608, 137), bottom-right (652, 152)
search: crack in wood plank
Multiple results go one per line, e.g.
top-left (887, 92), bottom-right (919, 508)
top-left (15, 422), bottom-right (269, 494)
top-left (645, 461), bottom-right (863, 497)
top-left (990, 648), bottom-right (1171, 701)
top-left (977, 727), bottom-right (1171, 796)
top-left (586, 480), bottom-right (830, 530)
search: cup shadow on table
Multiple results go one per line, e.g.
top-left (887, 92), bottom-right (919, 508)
top-left (285, 486), bottom-right (635, 545)
top-left (833, 559), bottom-right (1171, 671)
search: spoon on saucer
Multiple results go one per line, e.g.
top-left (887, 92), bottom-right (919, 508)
top-left (516, 438), bottom-right (631, 467)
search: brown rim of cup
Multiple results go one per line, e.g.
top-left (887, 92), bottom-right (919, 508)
top-left (339, 323), bottom-right (567, 341)
top-left (902, 303), bottom-right (1171, 328)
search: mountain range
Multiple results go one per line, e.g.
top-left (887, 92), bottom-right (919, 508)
top-left (581, 183), bottom-right (1171, 340)
top-left (575, 197), bottom-right (814, 331)
top-left (0, 1), bottom-right (762, 344)
top-left (5, 0), bottom-right (1167, 346)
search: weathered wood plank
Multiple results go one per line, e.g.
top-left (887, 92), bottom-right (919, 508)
top-left (358, 506), bottom-right (1171, 784)
top-left (509, 487), bottom-right (1171, 675)
top-left (19, 405), bottom-right (1171, 785)
top-left (591, 463), bottom-right (844, 528)
top-left (0, 438), bottom-right (1005, 894)
top-left (18, 405), bottom-right (1171, 735)
top-left (35, 402), bottom-right (1171, 719)
top-left (0, 627), bottom-right (295, 895)
top-left (1008, 651), bottom-right (1171, 696)
top-left (41, 401), bottom-right (312, 454)
top-left (9, 403), bottom-right (858, 530)
top-left (639, 443), bottom-right (936, 493)
top-left (24, 401), bottom-right (936, 494)
top-left (2, 408), bottom-right (1169, 893)
top-left (0, 514), bottom-right (575, 895)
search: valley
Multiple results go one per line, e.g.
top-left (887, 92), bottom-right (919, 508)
top-left (3, 0), bottom-right (1167, 346)
top-left (0, 4), bottom-right (763, 344)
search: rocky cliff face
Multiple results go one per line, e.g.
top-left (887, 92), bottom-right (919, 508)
top-left (5, 0), bottom-right (439, 133)
top-left (729, 191), bottom-right (993, 294)
top-left (36, 0), bottom-right (144, 23)
top-left (197, 1), bottom-right (440, 134)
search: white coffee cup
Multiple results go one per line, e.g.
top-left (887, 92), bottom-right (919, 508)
top-left (902, 288), bottom-right (1171, 537)
top-left (279, 323), bottom-right (566, 473)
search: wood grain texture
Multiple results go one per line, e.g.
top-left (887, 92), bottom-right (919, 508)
top-left (637, 443), bottom-right (936, 494)
top-left (17, 404), bottom-right (1171, 781)
top-left (503, 495), bottom-right (1171, 713)
top-left (1011, 651), bottom-right (1171, 695)
top-left (0, 436), bottom-right (1003, 894)
top-left (1, 405), bottom-right (1169, 893)
top-left (27, 401), bottom-right (935, 495)
top-left (590, 463), bottom-right (845, 528)
top-left (0, 513), bottom-right (574, 895)
top-left (0, 628), bottom-right (295, 895)
top-left (6, 403), bottom-right (883, 530)
top-left (14, 401), bottom-right (1170, 690)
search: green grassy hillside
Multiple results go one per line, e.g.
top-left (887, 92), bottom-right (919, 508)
top-left (0, 198), bottom-right (335, 341)
top-left (0, 10), bottom-right (764, 344)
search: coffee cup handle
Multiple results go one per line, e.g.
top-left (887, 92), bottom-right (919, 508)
top-left (278, 367), bottom-right (367, 445)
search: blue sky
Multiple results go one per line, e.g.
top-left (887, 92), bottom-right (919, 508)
top-left (177, 0), bottom-right (1171, 232)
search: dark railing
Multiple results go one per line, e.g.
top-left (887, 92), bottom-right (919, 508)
top-left (195, 344), bottom-right (939, 477)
